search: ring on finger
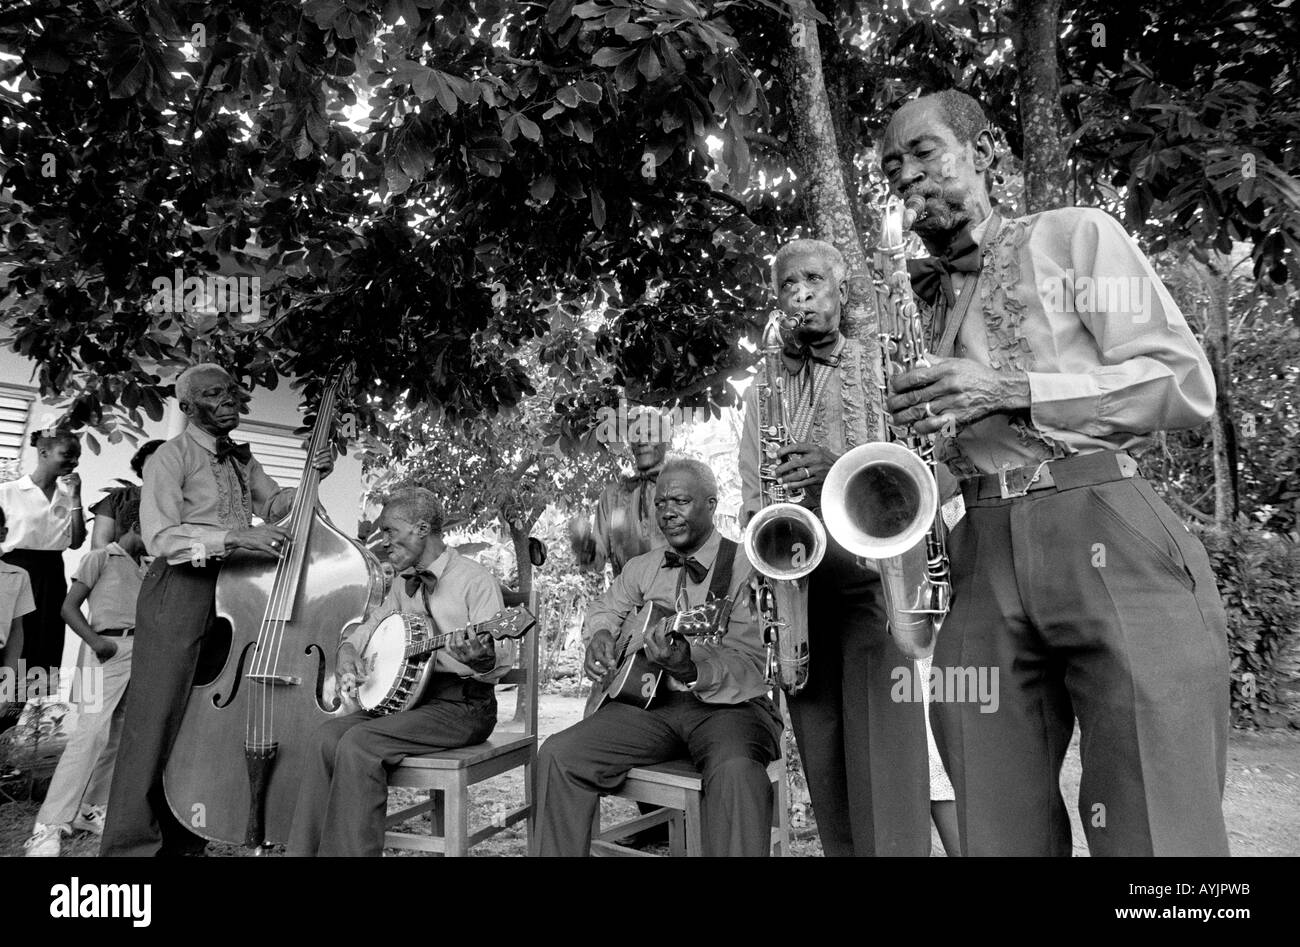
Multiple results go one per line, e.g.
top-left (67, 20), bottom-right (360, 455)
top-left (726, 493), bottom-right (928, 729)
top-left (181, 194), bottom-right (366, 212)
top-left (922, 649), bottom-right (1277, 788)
top-left (800, 465), bottom-right (810, 480)
top-left (923, 402), bottom-right (936, 418)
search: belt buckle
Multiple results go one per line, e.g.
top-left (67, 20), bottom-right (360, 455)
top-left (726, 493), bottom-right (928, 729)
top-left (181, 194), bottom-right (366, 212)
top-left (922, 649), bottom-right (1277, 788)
top-left (997, 461), bottom-right (1046, 499)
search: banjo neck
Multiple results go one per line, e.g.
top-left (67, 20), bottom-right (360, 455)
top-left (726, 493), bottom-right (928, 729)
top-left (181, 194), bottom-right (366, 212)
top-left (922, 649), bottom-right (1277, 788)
top-left (404, 620), bottom-right (489, 659)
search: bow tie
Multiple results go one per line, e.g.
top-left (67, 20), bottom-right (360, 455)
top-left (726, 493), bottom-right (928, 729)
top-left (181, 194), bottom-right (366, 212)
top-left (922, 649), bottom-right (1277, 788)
top-left (628, 469), bottom-right (660, 485)
top-left (906, 226), bottom-right (982, 308)
top-left (663, 550), bottom-right (709, 584)
top-left (781, 339), bottom-right (842, 377)
top-left (402, 568), bottom-right (438, 598)
top-left (213, 436), bottom-right (252, 465)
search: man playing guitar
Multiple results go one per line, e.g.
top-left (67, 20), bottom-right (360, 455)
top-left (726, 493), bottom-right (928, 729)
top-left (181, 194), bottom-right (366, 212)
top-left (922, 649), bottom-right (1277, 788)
top-left (535, 457), bottom-right (783, 857)
top-left (286, 487), bottom-right (512, 856)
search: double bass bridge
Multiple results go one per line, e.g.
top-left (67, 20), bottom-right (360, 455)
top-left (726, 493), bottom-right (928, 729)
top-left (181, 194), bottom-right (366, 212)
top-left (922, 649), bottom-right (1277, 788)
top-left (245, 671), bottom-right (303, 686)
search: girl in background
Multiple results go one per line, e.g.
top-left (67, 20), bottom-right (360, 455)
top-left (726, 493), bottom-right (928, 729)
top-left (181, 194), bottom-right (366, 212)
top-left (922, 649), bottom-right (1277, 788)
top-left (0, 428), bottom-right (86, 675)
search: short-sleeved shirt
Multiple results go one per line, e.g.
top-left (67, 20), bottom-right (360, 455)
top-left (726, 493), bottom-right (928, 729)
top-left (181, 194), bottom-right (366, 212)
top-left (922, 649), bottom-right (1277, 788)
top-left (0, 560), bottom-right (36, 649)
top-left (72, 542), bottom-right (145, 632)
top-left (89, 484), bottom-right (141, 536)
top-left (0, 474), bottom-right (77, 553)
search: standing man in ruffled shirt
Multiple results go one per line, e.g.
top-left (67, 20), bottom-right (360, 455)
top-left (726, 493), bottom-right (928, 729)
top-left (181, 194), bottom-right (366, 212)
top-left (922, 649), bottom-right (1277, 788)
top-left (569, 405), bottom-right (671, 578)
top-left (738, 241), bottom-right (932, 857)
top-left (880, 90), bottom-right (1229, 855)
top-left (101, 363), bottom-right (334, 857)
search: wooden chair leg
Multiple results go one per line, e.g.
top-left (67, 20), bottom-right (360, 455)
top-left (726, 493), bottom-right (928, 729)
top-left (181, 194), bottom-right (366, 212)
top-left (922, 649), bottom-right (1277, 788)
top-left (524, 745), bottom-right (536, 853)
top-left (429, 790), bottom-right (446, 839)
top-left (445, 772), bottom-right (469, 857)
top-left (773, 773), bottom-right (789, 857)
top-left (683, 792), bottom-right (704, 857)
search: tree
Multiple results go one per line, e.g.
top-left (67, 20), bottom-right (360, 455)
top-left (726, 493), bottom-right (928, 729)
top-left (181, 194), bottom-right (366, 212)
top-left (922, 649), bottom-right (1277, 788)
top-left (1061, 0), bottom-right (1300, 525)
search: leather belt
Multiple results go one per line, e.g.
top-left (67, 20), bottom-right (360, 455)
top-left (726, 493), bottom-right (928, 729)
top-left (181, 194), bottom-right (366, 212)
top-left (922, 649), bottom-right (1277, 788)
top-left (99, 627), bottom-right (134, 637)
top-left (961, 451), bottom-right (1140, 505)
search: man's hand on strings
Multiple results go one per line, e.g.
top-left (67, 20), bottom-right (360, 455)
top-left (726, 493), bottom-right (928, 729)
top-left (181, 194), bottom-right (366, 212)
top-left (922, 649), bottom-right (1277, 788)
top-left (584, 629), bottom-right (618, 683)
top-left (449, 633), bottom-right (496, 673)
top-left (644, 620), bottom-right (696, 684)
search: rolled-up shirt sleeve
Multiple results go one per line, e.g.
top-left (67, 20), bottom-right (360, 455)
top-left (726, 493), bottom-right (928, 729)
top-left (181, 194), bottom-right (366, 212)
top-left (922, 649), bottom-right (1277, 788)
top-left (1027, 209), bottom-right (1216, 440)
top-left (249, 460), bottom-right (296, 524)
top-left (143, 445), bottom-right (230, 563)
top-left (581, 561), bottom-right (642, 646)
top-left (463, 573), bottom-right (512, 683)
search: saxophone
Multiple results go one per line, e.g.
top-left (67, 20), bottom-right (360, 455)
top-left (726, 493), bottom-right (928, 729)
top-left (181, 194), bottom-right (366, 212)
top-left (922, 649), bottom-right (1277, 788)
top-left (744, 310), bottom-right (828, 694)
top-left (821, 194), bottom-right (952, 659)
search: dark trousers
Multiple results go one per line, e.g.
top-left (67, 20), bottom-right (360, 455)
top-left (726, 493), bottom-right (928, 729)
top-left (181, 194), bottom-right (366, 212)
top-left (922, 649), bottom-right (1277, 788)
top-left (2, 549), bottom-right (67, 674)
top-left (101, 560), bottom-right (223, 856)
top-left (286, 690), bottom-right (497, 857)
top-left (788, 540), bottom-right (931, 856)
top-left (932, 475), bottom-right (1230, 856)
top-left (535, 692), bottom-right (782, 857)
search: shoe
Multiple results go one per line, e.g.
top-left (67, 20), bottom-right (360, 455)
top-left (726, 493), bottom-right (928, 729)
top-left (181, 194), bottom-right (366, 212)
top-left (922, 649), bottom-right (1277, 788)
top-left (73, 805), bottom-right (106, 836)
top-left (24, 823), bottom-right (70, 857)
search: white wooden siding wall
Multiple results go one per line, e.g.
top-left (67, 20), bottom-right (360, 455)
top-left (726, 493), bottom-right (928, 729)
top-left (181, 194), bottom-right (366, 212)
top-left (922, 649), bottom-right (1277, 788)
top-left (239, 420), bottom-right (308, 491)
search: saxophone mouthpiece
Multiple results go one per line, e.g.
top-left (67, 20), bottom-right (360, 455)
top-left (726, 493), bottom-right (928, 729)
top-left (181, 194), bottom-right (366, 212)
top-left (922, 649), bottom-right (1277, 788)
top-left (902, 195), bottom-right (927, 231)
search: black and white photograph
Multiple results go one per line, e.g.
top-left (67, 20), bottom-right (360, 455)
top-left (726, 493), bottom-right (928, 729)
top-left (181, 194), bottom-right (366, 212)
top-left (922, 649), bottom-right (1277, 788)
top-left (0, 0), bottom-right (1294, 927)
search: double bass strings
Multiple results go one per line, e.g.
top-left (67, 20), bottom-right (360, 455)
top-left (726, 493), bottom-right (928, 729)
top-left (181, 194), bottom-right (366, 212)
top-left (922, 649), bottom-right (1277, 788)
top-left (247, 379), bottom-right (338, 759)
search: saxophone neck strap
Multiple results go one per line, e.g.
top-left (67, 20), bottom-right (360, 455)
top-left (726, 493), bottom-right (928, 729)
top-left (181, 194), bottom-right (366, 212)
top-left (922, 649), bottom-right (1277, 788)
top-left (933, 211), bottom-right (1002, 360)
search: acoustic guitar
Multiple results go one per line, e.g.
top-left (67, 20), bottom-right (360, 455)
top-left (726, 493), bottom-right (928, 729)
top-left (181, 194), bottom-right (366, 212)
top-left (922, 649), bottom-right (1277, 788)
top-left (585, 599), bottom-right (729, 714)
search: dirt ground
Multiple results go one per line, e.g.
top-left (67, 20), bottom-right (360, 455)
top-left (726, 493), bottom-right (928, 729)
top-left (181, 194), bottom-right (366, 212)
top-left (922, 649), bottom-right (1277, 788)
top-left (1, 691), bottom-right (1297, 857)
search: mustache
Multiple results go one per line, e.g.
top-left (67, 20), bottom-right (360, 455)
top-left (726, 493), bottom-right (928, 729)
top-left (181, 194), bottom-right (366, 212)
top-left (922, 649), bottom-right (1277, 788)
top-left (901, 185), bottom-right (969, 231)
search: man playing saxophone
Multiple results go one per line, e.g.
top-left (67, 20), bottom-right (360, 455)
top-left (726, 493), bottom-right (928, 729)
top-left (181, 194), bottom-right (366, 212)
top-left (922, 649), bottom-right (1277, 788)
top-left (738, 241), bottom-right (931, 857)
top-left (879, 90), bottom-right (1228, 856)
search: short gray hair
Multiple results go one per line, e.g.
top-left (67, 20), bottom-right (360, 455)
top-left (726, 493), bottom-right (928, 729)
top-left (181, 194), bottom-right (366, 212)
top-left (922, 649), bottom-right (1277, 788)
top-left (771, 239), bottom-right (848, 291)
top-left (176, 363), bottom-right (231, 404)
top-left (659, 455), bottom-right (718, 499)
top-left (383, 487), bottom-right (444, 534)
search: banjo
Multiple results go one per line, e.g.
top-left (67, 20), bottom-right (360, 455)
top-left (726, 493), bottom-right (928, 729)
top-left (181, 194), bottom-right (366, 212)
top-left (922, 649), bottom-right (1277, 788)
top-left (355, 607), bottom-right (535, 716)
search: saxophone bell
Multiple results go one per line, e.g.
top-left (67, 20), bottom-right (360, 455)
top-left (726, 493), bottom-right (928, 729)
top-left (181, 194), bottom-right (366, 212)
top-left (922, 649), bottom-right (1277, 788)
top-left (822, 442), bottom-right (938, 562)
top-left (744, 501), bottom-right (827, 582)
top-left (822, 443), bottom-right (945, 659)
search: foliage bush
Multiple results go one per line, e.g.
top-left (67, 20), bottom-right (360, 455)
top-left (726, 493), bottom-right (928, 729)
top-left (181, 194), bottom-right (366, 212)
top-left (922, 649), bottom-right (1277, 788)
top-left (1193, 524), bottom-right (1300, 726)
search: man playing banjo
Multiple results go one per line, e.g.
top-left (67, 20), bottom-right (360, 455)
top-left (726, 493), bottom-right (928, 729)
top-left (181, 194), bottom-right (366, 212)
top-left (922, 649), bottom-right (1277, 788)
top-left (287, 487), bottom-right (512, 857)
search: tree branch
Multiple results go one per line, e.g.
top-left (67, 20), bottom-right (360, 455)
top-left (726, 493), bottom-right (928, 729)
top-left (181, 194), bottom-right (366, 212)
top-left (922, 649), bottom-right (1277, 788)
top-left (1169, 494), bottom-right (1215, 525)
top-left (630, 357), bottom-right (759, 405)
top-left (496, 54), bottom-right (585, 75)
top-left (700, 186), bottom-right (750, 216)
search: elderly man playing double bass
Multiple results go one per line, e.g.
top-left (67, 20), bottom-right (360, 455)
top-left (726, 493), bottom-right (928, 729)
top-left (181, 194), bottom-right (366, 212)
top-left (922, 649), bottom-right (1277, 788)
top-left (102, 363), bottom-right (333, 857)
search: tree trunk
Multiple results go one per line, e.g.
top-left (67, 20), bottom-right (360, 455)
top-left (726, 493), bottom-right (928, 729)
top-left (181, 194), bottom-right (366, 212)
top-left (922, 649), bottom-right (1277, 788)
top-left (1197, 257), bottom-right (1237, 527)
top-left (781, 0), bottom-right (875, 341)
top-left (1008, 0), bottom-right (1071, 213)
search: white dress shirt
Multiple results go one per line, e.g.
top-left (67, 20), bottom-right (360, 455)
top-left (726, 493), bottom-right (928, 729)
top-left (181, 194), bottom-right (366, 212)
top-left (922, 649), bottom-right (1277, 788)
top-left (0, 475), bottom-right (77, 553)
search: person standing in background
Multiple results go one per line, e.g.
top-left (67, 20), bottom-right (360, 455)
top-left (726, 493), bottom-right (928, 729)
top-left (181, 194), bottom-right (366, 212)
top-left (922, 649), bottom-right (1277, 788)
top-left (24, 496), bottom-right (146, 856)
top-left (569, 406), bottom-right (672, 578)
top-left (0, 427), bottom-right (86, 677)
top-left (0, 506), bottom-right (36, 738)
top-left (88, 439), bottom-right (165, 549)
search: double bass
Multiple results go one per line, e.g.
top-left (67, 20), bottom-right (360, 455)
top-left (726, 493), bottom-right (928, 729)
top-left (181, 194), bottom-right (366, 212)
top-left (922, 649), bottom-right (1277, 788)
top-left (163, 369), bottom-right (386, 849)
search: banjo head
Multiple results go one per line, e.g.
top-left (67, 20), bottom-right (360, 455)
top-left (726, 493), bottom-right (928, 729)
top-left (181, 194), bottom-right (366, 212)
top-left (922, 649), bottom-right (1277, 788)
top-left (357, 612), bottom-right (433, 712)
